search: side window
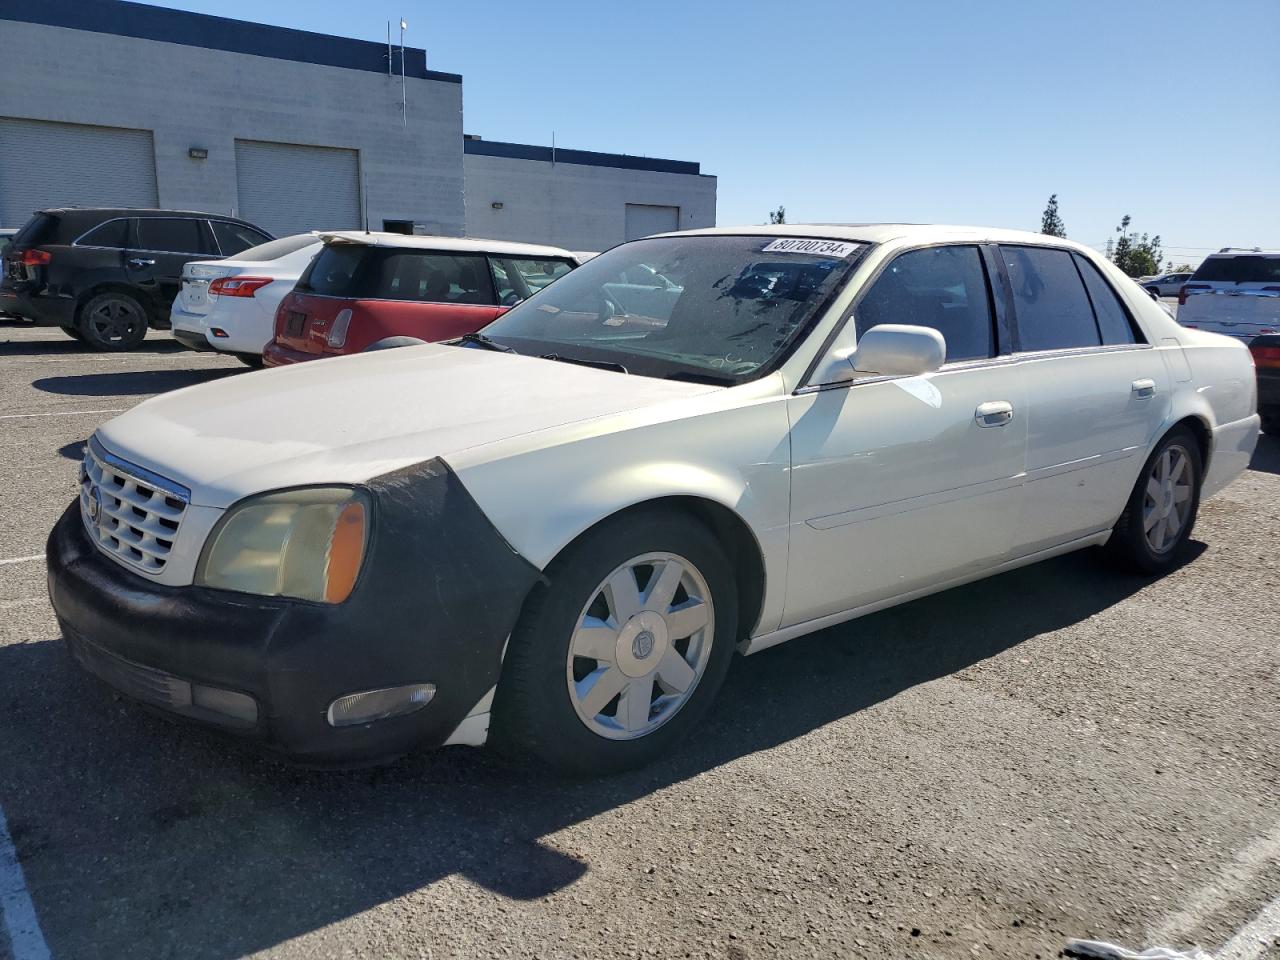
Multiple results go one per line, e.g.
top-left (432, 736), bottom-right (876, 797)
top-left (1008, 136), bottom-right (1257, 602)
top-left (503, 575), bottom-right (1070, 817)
top-left (212, 221), bottom-right (272, 257)
top-left (855, 244), bottom-right (995, 362)
top-left (366, 252), bottom-right (494, 303)
top-left (1073, 254), bottom-right (1139, 345)
top-left (77, 219), bottom-right (129, 249)
top-left (134, 218), bottom-right (213, 255)
top-left (491, 257), bottom-right (573, 303)
top-left (1001, 246), bottom-right (1100, 352)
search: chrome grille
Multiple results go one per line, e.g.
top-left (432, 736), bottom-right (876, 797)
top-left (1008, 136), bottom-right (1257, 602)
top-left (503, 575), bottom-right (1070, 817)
top-left (80, 437), bottom-right (190, 575)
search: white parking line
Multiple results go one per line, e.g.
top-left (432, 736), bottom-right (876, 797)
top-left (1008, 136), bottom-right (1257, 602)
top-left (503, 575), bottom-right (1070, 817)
top-left (1150, 824), bottom-right (1280, 944)
top-left (0, 409), bottom-right (125, 420)
top-left (0, 556), bottom-right (43, 566)
top-left (0, 803), bottom-right (51, 960)
top-left (1216, 895), bottom-right (1280, 960)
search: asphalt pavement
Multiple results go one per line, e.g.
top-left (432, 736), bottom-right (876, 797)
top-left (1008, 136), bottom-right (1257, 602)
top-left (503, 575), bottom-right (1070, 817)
top-left (1, 321), bottom-right (1277, 960)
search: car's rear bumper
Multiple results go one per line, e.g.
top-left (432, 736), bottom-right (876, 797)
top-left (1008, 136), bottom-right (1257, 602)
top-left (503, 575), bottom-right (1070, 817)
top-left (0, 283), bottom-right (76, 326)
top-left (47, 458), bottom-right (543, 765)
top-left (172, 326), bottom-right (215, 352)
top-left (262, 341), bottom-right (324, 366)
top-left (1203, 413), bottom-right (1261, 499)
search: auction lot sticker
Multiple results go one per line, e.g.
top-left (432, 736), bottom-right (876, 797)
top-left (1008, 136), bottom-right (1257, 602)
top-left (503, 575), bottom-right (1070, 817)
top-left (761, 238), bottom-right (860, 258)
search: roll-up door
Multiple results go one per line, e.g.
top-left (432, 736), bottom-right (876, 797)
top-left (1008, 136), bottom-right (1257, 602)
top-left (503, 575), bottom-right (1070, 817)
top-left (624, 204), bottom-right (680, 240)
top-left (235, 139), bottom-right (361, 237)
top-left (0, 118), bottom-right (158, 226)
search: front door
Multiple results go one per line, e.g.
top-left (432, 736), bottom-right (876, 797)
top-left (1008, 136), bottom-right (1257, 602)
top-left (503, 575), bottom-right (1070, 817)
top-left (783, 243), bottom-right (1027, 627)
top-left (997, 245), bottom-right (1170, 552)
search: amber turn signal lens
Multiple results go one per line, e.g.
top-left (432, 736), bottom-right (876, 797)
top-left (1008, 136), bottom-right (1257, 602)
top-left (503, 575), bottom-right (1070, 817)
top-left (324, 501), bottom-right (366, 603)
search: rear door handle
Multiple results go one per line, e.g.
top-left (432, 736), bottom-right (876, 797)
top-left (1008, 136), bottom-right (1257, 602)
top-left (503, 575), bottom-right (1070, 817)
top-left (1131, 378), bottom-right (1156, 400)
top-left (127, 258), bottom-right (155, 268)
top-left (975, 401), bottom-right (1014, 427)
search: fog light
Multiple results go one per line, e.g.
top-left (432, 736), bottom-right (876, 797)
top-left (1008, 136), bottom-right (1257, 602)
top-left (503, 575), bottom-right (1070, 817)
top-left (327, 683), bottom-right (436, 727)
top-left (191, 683), bottom-right (258, 727)
top-left (211, 327), bottom-right (229, 338)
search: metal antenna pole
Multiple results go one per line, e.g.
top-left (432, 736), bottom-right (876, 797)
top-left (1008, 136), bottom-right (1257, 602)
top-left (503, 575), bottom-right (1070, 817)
top-left (387, 21), bottom-right (392, 78)
top-left (399, 18), bottom-right (407, 127)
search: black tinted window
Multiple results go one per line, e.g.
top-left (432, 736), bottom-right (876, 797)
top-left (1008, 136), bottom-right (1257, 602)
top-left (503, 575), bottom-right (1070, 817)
top-left (1002, 246), bottom-right (1100, 351)
top-left (212, 220), bottom-right (272, 256)
top-left (13, 213), bottom-right (57, 246)
top-left (77, 219), bottom-right (129, 249)
top-left (1073, 254), bottom-right (1138, 345)
top-left (1192, 255), bottom-right (1280, 284)
top-left (134, 218), bottom-right (213, 255)
top-left (856, 245), bottom-right (994, 361)
top-left (299, 246), bottom-right (494, 303)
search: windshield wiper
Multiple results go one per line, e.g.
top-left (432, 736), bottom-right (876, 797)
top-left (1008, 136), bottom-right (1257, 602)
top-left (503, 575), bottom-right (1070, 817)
top-left (457, 332), bottom-right (516, 353)
top-left (540, 353), bottom-right (628, 374)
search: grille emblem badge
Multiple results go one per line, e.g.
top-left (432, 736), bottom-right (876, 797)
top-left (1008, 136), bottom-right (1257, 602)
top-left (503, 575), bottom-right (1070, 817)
top-left (86, 484), bottom-right (101, 523)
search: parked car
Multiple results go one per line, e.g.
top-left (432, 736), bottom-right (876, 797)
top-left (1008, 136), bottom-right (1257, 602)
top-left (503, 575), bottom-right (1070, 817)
top-left (0, 208), bottom-right (273, 350)
top-left (263, 233), bottom-right (579, 366)
top-left (171, 234), bottom-right (322, 365)
top-left (0, 228), bottom-right (17, 318)
top-left (1178, 248), bottom-right (1280, 344)
top-left (48, 224), bottom-right (1258, 773)
top-left (1250, 334), bottom-right (1280, 436)
top-left (1142, 272), bottom-right (1193, 298)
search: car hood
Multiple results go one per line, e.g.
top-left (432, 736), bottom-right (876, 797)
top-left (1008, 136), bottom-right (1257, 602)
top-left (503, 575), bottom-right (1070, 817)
top-left (96, 344), bottom-right (719, 507)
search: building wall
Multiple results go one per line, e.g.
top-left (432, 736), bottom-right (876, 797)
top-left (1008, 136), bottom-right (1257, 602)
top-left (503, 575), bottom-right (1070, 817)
top-left (0, 18), bottom-right (465, 236)
top-left (464, 153), bottom-right (718, 252)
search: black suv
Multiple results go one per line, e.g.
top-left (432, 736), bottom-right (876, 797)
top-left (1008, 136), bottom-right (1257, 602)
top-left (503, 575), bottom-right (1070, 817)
top-left (0, 208), bottom-right (273, 350)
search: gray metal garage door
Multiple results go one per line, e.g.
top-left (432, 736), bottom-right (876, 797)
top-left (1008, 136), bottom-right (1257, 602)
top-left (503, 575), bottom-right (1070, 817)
top-left (235, 140), bottom-right (361, 237)
top-left (625, 204), bottom-right (680, 241)
top-left (0, 118), bottom-right (158, 227)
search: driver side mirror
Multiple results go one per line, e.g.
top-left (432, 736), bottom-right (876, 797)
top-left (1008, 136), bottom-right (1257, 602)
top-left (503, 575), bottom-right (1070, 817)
top-left (811, 324), bottom-right (946, 385)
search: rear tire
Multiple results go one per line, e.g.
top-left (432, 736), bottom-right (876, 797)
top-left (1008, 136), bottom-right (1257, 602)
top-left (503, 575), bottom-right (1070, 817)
top-left (1105, 427), bottom-right (1202, 574)
top-left (492, 509), bottom-right (738, 776)
top-left (76, 292), bottom-right (148, 351)
top-left (1262, 412), bottom-right (1279, 437)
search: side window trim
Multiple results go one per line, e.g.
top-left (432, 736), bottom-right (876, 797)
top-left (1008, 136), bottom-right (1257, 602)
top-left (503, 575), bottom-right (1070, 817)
top-left (981, 243), bottom-right (1019, 354)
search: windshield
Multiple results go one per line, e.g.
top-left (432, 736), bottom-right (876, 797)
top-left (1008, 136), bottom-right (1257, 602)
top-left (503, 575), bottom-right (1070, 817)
top-left (476, 235), bottom-right (866, 382)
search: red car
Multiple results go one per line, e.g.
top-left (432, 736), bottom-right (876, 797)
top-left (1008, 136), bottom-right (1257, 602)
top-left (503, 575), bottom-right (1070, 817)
top-left (263, 233), bottom-right (580, 365)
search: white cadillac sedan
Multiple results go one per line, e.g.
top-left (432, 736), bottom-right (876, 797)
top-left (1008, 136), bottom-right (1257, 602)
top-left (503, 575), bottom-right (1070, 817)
top-left (48, 225), bottom-right (1259, 774)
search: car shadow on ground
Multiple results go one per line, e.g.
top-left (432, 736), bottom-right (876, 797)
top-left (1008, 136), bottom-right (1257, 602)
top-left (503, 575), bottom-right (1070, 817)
top-left (0, 541), bottom-right (1207, 960)
top-left (0, 334), bottom-right (190, 356)
top-left (33, 367), bottom-right (240, 397)
top-left (1249, 434), bottom-right (1279, 476)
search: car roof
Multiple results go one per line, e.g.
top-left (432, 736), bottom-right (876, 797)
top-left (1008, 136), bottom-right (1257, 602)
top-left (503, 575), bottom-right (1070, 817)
top-left (318, 231), bottom-right (576, 258)
top-left (39, 207), bottom-right (257, 220)
top-left (662, 223), bottom-right (1100, 253)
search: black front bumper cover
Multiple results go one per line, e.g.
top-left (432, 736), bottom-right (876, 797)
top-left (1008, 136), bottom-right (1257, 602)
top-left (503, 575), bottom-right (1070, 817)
top-left (47, 458), bottom-right (543, 765)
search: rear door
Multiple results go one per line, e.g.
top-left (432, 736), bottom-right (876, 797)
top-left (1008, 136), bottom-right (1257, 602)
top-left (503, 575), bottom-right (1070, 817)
top-left (128, 217), bottom-right (219, 311)
top-left (999, 245), bottom-right (1170, 553)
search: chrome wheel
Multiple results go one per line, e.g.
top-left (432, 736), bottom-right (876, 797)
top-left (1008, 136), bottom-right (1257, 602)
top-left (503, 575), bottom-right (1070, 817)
top-left (566, 552), bottom-right (714, 741)
top-left (1143, 443), bottom-right (1194, 553)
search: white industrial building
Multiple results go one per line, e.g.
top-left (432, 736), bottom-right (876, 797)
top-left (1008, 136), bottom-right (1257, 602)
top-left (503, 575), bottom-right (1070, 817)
top-left (0, 0), bottom-right (715, 250)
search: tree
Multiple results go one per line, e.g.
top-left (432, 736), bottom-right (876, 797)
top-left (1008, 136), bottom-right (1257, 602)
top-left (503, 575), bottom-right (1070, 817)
top-left (1110, 214), bottom-right (1163, 277)
top-left (768, 205), bottom-right (786, 225)
top-left (1040, 194), bottom-right (1066, 237)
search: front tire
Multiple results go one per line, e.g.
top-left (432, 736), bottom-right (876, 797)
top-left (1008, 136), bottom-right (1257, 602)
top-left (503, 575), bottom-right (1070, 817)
top-left (492, 510), bottom-right (738, 776)
top-left (77, 292), bottom-right (148, 351)
top-left (1105, 427), bottom-right (1202, 573)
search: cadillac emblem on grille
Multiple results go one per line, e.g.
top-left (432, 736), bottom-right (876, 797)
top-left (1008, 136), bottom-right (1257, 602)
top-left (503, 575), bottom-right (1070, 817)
top-left (86, 484), bottom-right (101, 523)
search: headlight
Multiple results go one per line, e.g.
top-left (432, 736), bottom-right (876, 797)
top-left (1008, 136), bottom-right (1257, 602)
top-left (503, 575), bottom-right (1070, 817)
top-left (196, 487), bottom-right (369, 603)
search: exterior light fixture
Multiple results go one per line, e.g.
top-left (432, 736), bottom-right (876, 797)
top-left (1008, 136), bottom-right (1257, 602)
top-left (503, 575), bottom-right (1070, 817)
top-left (188, 147), bottom-right (209, 160)
top-left (491, 201), bottom-right (504, 210)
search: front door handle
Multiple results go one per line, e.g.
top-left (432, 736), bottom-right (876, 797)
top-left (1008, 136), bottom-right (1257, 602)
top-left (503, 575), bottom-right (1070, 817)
top-left (975, 401), bottom-right (1014, 427)
top-left (1131, 378), bottom-right (1156, 400)
top-left (127, 258), bottom-right (155, 269)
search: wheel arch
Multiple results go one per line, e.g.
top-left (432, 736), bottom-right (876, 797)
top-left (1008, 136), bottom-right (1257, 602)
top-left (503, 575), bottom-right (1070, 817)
top-left (536, 492), bottom-right (770, 643)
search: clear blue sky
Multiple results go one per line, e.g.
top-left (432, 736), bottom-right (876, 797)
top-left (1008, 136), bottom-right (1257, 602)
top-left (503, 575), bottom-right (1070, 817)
top-left (147, 0), bottom-right (1277, 265)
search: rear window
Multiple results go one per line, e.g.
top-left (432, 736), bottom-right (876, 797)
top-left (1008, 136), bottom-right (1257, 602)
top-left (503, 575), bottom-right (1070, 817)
top-left (231, 234), bottom-right (318, 263)
top-left (212, 220), bottom-right (273, 256)
top-left (1192, 255), bottom-right (1280, 284)
top-left (298, 245), bottom-right (495, 304)
top-left (12, 213), bottom-right (58, 247)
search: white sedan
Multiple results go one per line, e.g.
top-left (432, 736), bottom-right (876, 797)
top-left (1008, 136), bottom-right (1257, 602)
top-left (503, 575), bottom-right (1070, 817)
top-left (49, 224), bottom-right (1259, 773)
top-left (170, 233), bottom-right (322, 363)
